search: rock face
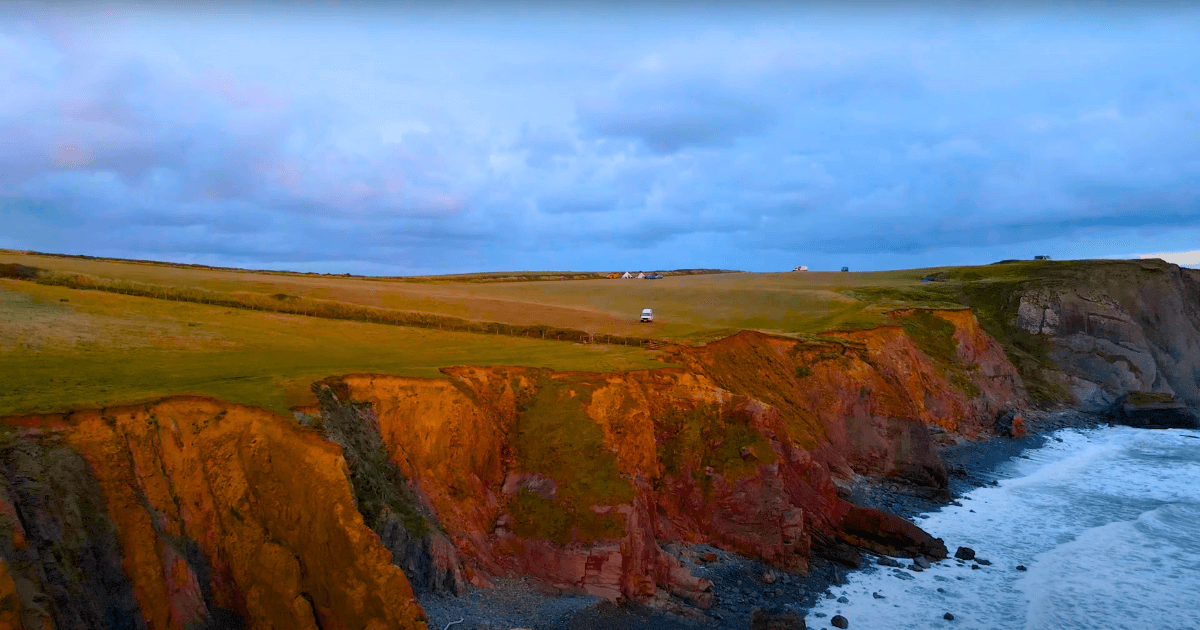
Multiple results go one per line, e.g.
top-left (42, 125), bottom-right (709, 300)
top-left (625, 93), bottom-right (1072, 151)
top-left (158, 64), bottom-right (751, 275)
top-left (303, 383), bottom-right (466, 596)
top-left (0, 308), bottom-right (1036, 621)
top-left (317, 309), bottom-right (1017, 604)
top-left (1012, 260), bottom-right (1200, 411)
top-left (0, 399), bottom-right (427, 630)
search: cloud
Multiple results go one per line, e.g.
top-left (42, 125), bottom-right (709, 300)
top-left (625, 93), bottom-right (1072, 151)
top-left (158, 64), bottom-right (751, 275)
top-left (1136, 250), bottom-right (1200, 267)
top-left (1, 5), bottom-right (1199, 274)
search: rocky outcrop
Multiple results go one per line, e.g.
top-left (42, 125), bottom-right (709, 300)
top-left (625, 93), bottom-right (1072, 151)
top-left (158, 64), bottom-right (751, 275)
top-left (1011, 260), bottom-right (1200, 411)
top-left (0, 435), bottom-right (144, 630)
top-left (0, 399), bottom-right (427, 630)
top-left (1107, 392), bottom-right (1198, 429)
top-left (310, 309), bottom-right (1016, 606)
top-left (304, 382), bottom-right (466, 596)
top-left (0, 307), bottom-right (1036, 621)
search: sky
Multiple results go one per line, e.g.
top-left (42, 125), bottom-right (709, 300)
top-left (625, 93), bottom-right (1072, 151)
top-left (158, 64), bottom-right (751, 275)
top-left (2, 1), bottom-right (1199, 274)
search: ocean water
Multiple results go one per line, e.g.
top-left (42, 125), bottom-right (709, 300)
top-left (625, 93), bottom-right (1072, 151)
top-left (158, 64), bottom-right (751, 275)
top-left (806, 426), bottom-right (1200, 630)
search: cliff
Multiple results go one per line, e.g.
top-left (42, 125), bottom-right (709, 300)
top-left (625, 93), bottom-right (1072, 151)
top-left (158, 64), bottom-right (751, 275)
top-left (0, 399), bottom-right (427, 630)
top-left (306, 308), bottom-right (1023, 606)
top-left (961, 259), bottom-right (1200, 422)
top-left (7, 290), bottom-right (1177, 626)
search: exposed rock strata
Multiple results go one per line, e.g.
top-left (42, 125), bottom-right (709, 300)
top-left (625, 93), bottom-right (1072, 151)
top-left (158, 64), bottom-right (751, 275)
top-left (0, 307), bottom-right (1071, 623)
top-left (1012, 261), bottom-right (1200, 410)
top-left (0, 399), bottom-right (427, 630)
top-left (317, 309), bottom-right (1017, 605)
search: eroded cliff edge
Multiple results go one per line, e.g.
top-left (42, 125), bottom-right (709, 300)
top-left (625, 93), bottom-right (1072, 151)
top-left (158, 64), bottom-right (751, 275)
top-left (0, 307), bottom-right (1016, 627)
top-left (4, 256), bottom-right (1196, 630)
top-left (0, 399), bottom-right (427, 630)
top-left (299, 308), bottom-right (1023, 609)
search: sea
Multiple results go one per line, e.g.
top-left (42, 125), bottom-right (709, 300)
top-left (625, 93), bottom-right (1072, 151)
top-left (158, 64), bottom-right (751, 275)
top-left (805, 425), bottom-right (1200, 630)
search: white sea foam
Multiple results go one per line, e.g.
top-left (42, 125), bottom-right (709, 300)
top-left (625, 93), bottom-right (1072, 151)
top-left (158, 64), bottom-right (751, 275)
top-left (804, 426), bottom-right (1200, 630)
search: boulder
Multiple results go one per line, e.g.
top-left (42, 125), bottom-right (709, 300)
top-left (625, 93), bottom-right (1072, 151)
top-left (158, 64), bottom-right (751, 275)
top-left (832, 614), bottom-right (850, 628)
top-left (1109, 392), bottom-right (1199, 429)
top-left (944, 612), bottom-right (955, 620)
top-left (994, 409), bottom-right (1027, 438)
top-left (953, 547), bottom-right (975, 561)
top-left (838, 506), bottom-right (948, 560)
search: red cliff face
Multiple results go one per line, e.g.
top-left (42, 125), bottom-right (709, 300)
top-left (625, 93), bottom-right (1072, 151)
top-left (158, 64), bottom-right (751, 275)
top-left (0, 399), bottom-right (427, 630)
top-left (324, 309), bottom-right (1021, 606)
top-left (0, 308), bottom-right (1027, 623)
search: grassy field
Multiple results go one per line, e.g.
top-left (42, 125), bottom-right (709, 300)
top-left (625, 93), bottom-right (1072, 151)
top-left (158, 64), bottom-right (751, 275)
top-left (1, 250), bottom-right (976, 340)
top-left (4, 249), bottom-right (1173, 416)
top-left (0, 279), bottom-right (669, 417)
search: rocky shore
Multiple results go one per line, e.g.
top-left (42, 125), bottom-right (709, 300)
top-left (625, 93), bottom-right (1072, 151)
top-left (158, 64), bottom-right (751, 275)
top-left (418, 408), bottom-right (1111, 630)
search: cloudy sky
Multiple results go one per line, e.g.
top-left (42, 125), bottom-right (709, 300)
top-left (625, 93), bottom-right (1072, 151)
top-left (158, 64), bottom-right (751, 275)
top-left (2, 1), bottom-right (1198, 274)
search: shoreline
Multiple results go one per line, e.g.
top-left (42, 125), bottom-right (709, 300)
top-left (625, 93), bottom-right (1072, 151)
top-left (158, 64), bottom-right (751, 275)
top-left (418, 408), bottom-right (1110, 630)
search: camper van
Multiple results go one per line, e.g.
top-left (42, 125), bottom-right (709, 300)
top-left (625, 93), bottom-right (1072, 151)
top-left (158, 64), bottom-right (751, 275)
top-left (640, 308), bottom-right (653, 323)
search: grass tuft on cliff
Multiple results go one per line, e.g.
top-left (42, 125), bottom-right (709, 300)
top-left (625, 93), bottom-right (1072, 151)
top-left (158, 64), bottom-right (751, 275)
top-left (509, 375), bottom-right (636, 543)
top-left (654, 401), bottom-right (776, 495)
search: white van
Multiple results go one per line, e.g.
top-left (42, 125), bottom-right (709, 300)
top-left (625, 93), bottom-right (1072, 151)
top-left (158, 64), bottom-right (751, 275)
top-left (640, 308), bottom-right (653, 323)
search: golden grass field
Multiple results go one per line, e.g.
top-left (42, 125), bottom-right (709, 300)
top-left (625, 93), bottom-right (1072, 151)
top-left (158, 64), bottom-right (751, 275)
top-left (4, 248), bottom-right (1134, 417)
top-left (0, 278), bottom-right (672, 416)
top-left (0, 251), bottom-right (968, 339)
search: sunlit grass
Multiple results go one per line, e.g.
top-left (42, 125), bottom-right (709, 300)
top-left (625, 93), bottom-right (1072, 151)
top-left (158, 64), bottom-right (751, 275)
top-left (0, 280), bottom-right (670, 416)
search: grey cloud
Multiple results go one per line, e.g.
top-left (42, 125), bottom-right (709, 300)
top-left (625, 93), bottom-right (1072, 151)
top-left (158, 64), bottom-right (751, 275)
top-left (4, 7), bottom-right (1200, 274)
top-left (578, 88), bottom-right (777, 153)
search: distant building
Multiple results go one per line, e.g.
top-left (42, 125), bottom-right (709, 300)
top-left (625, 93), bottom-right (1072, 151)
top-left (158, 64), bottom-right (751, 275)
top-left (792, 265), bottom-right (809, 271)
top-left (1034, 255), bottom-right (1051, 260)
top-left (841, 266), bottom-right (850, 272)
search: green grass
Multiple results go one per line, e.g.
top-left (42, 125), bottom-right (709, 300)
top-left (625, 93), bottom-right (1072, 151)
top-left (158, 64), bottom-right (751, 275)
top-left (1125, 391), bottom-right (1175, 405)
top-left (0, 280), bottom-right (670, 417)
top-left (5, 250), bottom-right (1183, 416)
top-left (654, 402), bottom-right (776, 495)
top-left (508, 374), bottom-right (636, 544)
top-left (900, 310), bottom-right (959, 365)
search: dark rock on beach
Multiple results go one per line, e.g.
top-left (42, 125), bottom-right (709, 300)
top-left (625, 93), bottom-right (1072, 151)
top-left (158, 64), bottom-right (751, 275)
top-left (1108, 392), bottom-right (1199, 429)
top-left (954, 547), bottom-right (976, 561)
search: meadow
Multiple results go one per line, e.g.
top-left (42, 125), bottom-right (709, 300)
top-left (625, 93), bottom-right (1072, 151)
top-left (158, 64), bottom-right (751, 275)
top-left (0, 279), bottom-right (669, 416)
top-left (4, 249), bottom-right (1149, 416)
top-left (2, 250), bottom-right (981, 340)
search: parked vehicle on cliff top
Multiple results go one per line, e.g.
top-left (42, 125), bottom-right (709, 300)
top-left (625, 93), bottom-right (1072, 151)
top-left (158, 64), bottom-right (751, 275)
top-left (640, 308), bottom-right (653, 322)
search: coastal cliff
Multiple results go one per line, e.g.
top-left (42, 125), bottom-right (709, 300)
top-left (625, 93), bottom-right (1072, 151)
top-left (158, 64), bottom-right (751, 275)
top-left (299, 308), bottom-right (1020, 608)
top-left (951, 259), bottom-right (1200, 425)
top-left (1, 259), bottom-right (1197, 627)
top-left (0, 400), bottom-right (427, 630)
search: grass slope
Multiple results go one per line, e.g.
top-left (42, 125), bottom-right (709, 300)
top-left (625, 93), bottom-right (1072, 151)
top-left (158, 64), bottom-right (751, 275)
top-left (0, 280), bottom-right (668, 417)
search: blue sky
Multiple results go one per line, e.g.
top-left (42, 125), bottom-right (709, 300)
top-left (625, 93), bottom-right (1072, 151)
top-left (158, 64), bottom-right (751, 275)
top-left (2, 2), bottom-right (1199, 274)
